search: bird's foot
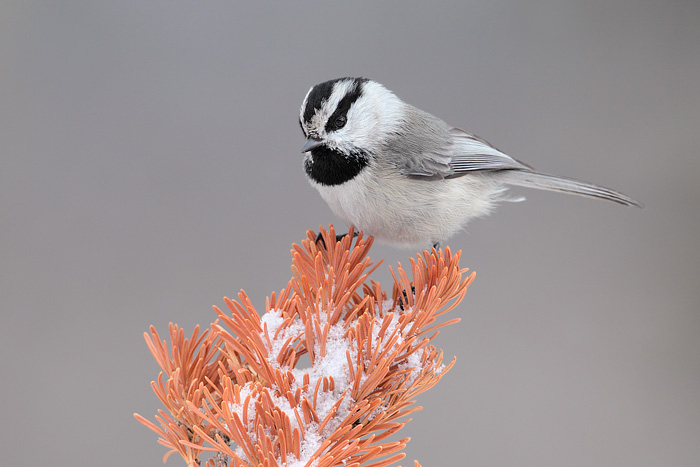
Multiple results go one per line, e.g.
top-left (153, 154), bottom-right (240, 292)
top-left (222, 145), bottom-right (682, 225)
top-left (315, 230), bottom-right (359, 249)
top-left (398, 285), bottom-right (417, 311)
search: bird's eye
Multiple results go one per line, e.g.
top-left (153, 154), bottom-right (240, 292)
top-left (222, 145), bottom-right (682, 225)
top-left (333, 116), bottom-right (347, 130)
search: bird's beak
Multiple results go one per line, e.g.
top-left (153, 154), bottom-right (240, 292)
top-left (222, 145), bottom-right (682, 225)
top-left (301, 137), bottom-right (324, 153)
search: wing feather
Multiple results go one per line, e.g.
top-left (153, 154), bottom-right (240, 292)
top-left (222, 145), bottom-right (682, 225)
top-left (394, 116), bottom-right (642, 207)
top-left (401, 125), bottom-right (531, 179)
top-left (445, 127), bottom-right (531, 175)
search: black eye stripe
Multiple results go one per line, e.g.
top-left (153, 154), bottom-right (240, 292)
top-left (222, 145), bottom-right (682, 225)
top-left (302, 77), bottom-right (368, 126)
top-left (325, 78), bottom-right (367, 133)
top-left (333, 116), bottom-right (347, 129)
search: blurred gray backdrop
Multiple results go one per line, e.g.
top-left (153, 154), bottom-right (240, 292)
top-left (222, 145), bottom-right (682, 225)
top-left (2, 1), bottom-right (699, 466)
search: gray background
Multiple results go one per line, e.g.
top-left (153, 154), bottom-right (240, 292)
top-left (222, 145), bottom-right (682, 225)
top-left (2, 1), bottom-right (699, 466)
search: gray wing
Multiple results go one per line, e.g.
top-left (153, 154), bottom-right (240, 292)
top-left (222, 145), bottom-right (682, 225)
top-left (403, 126), bottom-right (643, 207)
top-left (403, 126), bottom-right (531, 179)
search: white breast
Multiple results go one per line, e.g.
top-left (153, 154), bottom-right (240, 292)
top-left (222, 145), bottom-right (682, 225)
top-left (310, 165), bottom-right (506, 249)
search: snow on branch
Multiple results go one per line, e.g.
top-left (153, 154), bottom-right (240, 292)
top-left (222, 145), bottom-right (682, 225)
top-left (135, 225), bottom-right (475, 467)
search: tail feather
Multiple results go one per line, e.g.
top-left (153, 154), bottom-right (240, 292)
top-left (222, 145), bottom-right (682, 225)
top-left (497, 170), bottom-right (643, 208)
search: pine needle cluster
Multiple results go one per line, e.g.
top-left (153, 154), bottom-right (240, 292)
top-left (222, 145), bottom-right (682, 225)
top-left (135, 226), bottom-right (474, 467)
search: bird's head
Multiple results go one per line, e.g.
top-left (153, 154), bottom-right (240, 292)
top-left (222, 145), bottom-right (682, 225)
top-left (299, 77), bottom-right (405, 157)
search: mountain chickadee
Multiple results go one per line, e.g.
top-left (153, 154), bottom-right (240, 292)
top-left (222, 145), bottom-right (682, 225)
top-left (299, 77), bottom-right (642, 249)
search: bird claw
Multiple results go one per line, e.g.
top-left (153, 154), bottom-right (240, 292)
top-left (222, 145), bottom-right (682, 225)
top-left (315, 230), bottom-right (359, 249)
top-left (398, 285), bottom-right (417, 311)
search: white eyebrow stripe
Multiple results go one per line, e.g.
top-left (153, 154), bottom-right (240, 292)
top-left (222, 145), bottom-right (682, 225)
top-left (299, 86), bottom-right (313, 125)
top-left (309, 79), bottom-right (357, 136)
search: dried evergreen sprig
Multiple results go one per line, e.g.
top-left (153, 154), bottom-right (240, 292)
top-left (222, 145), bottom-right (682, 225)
top-left (135, 323), bottom-right (227, 465)
top-left (135, 225), bottom-right (475, 467)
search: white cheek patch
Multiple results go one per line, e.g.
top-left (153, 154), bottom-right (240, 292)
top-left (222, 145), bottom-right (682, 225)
top-left (330, 81), bottom-right (405, 153)
top-left (300, 79), bottom-right (406, 155)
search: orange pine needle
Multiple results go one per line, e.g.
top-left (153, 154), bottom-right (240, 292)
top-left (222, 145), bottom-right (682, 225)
top-left (135, 224), bottom-right (473, 467)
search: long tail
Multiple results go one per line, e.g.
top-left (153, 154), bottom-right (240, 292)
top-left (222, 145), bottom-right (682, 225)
top-left (496, 170), bottom-right (643, 207)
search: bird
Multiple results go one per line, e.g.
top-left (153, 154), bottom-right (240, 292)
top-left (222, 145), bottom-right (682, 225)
top-left (298, 77), bottom-right (642, 249)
